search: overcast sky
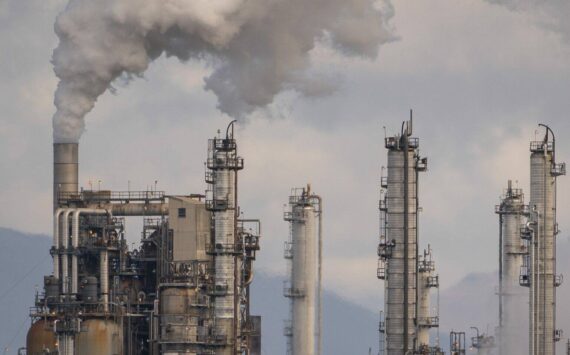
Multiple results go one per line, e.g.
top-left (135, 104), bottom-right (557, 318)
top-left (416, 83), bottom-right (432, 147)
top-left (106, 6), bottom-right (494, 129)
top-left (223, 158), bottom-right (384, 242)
top-left (2, 0), bottom-right (570, 318)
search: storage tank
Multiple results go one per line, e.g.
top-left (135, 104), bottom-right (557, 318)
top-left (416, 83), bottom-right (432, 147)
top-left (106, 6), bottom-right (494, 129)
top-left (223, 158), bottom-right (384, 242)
top-left (75, 319), bottom-right (123, 355)
top-left (26, 319), bottom-right (57, 355)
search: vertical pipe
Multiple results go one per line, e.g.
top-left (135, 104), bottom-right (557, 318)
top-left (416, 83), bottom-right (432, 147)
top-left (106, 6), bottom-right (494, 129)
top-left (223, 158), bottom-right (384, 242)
top-left (316, 196), bottom-right (323, 355)
top-left (101, 249), bottom-right (109, 312)
top-left (403, 133), bottom-right (409, 354)
top-left (61, 209), bottom-right (73, 295)
top-left (53, 209), bottom-right (64, 280)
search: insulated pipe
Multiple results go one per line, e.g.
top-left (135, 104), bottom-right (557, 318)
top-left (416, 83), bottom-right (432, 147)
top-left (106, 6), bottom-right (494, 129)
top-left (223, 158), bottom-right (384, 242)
top-left (71, 209), bottom-right (109, 294)
top-left (53, 208), bottom-right (65, 280)
top-left (61, 209), bottom-right (74, 295)
top-left (315, 195), bottom-right (323, 355)
top-left (107, 202), bottom-right (168, 216)
top-left (101, 249), bottom-right (109, 312)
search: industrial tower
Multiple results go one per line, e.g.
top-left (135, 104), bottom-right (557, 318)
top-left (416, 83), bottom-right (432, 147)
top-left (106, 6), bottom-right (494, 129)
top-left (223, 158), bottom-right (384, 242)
top-left (377, 116), bottom-right (442, 355)
top-left (283, 186), bottom-right (323, 355)
top-left (496, 180), bottom-right (528, 355)
top-left (521, 124), bottom-right (565, 355)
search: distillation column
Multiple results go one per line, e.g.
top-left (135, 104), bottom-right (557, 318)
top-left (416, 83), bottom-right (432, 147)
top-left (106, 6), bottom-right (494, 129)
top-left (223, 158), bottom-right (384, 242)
top-left (496, 181), bottom-right (527, 355)
top-left (206, 122), bottom-right (244, 355)
top-left (417, 246), bottom-right (440, 354)
top-left (380, 119), bottom-right (427, 355)
top-left (528, 125), bottom-right (565, 355)
top-left (283, 187), bottom-right (322, 355)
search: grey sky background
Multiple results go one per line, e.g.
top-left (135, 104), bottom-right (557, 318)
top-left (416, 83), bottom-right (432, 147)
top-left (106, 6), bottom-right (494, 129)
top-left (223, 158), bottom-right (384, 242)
top-left (2, 0), bottom-right (570, 328)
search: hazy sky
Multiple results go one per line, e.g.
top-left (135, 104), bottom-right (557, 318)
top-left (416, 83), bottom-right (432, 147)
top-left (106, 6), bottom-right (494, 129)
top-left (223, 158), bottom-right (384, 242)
top-left (1, 0), bottom-right (570, 318)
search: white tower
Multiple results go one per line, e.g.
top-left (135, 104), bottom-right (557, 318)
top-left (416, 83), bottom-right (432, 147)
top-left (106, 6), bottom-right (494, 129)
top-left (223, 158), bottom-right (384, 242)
top-left (284, 186), bottom-right (322, 355)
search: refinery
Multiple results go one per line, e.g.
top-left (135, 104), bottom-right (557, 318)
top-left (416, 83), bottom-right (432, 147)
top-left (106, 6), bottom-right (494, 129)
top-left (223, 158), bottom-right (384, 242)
top-left (18, 114), bottom-right (568, 355)
top-left (3, 1), bottom-right (570, 355)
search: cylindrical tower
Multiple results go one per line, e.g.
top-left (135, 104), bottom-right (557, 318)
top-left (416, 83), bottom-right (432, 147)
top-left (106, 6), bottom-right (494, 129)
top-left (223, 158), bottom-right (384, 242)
top-left (206, 122), bottom-right (244, 355)
top-left (53, 143), bottom-right (78, 209)
top-left (382, 119), bottom-right (426, 355)
top-left (417, 246), bottom-right (440, 353)
top-left (496, 180), bottom-right (528, 355)
top-left (284, 186), bottom-right (321, 355)
top-left (528, 125), bottom-right (565, 355)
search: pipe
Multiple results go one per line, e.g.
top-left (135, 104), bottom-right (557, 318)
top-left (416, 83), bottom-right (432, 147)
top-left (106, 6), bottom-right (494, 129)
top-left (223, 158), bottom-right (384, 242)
top-left (403, 127), bottom-right (410, 353)
top-left (106, 202), bottom-right (168, 216)
top-left (315, 195), bottom-right (323, 355)
top-left (71, 209), bottom-right (109, 294)
top-left (101, 249), bottom-right (109, 312)
top-left (61, 209), bottom-right (74, 295)
top-left (53, 208), bottom-right (65, 280)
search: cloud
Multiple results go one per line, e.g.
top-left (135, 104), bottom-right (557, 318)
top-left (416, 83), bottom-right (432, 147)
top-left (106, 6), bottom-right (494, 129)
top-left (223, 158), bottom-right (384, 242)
top-left (485, 0), bottom-right (570, 43)
top-left (50, 0), bottom-right (396, 142)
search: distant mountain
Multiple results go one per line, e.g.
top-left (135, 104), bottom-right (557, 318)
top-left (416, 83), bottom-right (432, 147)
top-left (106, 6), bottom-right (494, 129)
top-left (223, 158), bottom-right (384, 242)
top-left (0, 228), bottom-right (52, 353)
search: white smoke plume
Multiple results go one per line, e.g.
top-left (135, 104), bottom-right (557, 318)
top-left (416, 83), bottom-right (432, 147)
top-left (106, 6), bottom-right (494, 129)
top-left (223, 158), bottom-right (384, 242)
top-left (52, 0), bottom-right (396, 142)
top-left (485, 1), bottom-right (570, 42)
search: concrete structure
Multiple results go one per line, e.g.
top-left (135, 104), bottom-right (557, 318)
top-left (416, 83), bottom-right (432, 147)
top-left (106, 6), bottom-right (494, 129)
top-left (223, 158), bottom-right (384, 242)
top-left (496, 180), bottom-right (528, 355)
top-left (283, 186), bottom-right (322, 355)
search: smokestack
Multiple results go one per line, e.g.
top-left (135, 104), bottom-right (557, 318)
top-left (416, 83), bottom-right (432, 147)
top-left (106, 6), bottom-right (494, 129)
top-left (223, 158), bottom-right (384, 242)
top-left (53, 143), bottom-right (78, 209)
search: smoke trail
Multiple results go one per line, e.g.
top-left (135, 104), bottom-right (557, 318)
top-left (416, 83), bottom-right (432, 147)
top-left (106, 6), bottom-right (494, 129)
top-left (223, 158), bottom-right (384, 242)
top-left (52, 0), bottom-right (396, 142)
top-left (485, 1), bottom-right (570, 41)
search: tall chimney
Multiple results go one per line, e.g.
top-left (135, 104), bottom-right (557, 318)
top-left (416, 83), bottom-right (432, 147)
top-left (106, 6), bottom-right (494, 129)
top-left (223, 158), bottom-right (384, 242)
top-left (53, 143), bottom-right (78, 209)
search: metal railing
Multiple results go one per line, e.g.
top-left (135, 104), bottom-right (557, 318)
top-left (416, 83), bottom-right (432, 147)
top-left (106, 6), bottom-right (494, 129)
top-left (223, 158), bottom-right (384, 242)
top-left (205, 198), bottom-right (230, 211)
top-left (59, 190), bottom-right (165, 202)
top-left (417, 316), bottom-right (439, 328)
top-left (530, 141), bottom-right (554, 152)
top-left (206, 157), bottom-right (244, 170)
top-left (552, 163), bottom-right (566, 176)
top-left (378, 237), bottom-right (395, 259)
top-left (283, 320), bottom-right (293, 337)
top-left (377, 259), bottom-right (386, 280)
top-left (283, 281), bottom-right (305, 298)
top-left (519, 266), bottom-right (531, 287)
top-left (284, 241), bottom-right (293, 259)
top-left (426, 275), bottom-right (439, 288)
top-left (555, 274), bottom-right (564, 287)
